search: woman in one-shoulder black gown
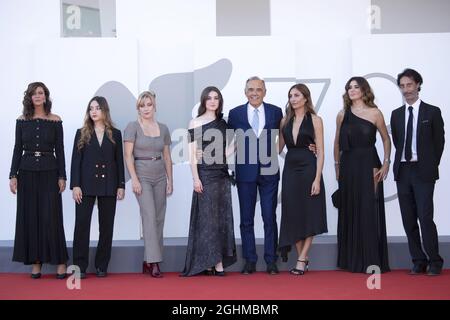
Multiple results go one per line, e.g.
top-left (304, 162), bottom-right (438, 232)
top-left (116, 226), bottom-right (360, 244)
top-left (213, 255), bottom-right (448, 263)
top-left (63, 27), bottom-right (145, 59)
top-left (278, 84), bottom-right (327, 275)
top-left (181, 87), bottom-right (236, 277)
top-left (334, 77), bottom-right (391, 273)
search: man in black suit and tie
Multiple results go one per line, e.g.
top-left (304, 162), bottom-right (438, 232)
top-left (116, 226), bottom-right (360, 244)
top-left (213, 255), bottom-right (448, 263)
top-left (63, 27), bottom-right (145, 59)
top-left (390, 68), bottom-right (445, 276)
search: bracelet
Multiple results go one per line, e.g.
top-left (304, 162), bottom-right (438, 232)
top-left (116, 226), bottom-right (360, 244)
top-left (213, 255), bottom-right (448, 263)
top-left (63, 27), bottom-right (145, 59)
top-left (334, 162), bottom-right (340, 165)
top-left (384, 159), bottom-right (391, 164)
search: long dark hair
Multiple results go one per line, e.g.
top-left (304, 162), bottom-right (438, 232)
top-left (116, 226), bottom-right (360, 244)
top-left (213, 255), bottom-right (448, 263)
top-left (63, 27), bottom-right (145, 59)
top-left (22, 82), bottom-right (52, 120)
top-left (282, 83), bottom-right (315, 130)
top-left (77, 96), bottom-right (116, 150)
top-left (343, 76), bottom-right (378, 110)
top-left (197, 86), bottom-right (223, 118)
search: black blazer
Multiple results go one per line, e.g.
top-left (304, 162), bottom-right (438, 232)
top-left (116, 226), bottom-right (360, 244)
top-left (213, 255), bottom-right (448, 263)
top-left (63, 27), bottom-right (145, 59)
top-left (390, 101), bottom-right (445, 182)
top-left (70, 128), bottom-right (125, 196)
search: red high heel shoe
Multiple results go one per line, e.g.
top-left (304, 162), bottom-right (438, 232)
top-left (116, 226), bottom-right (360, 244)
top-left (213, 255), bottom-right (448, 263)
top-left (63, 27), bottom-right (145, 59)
top-left (151, 263), bottom-right (163, 278)
top-left (143, 261), bottom-right (152, 274)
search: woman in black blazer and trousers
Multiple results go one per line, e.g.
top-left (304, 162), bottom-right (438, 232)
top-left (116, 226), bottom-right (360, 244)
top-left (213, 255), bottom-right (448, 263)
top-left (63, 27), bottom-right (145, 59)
top-left (70, 96), bottom-right (125, 278)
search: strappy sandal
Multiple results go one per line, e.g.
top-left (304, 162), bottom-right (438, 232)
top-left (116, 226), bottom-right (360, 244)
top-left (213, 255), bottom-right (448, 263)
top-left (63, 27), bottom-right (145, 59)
top-left (290, 259), bottom-right (309, 275)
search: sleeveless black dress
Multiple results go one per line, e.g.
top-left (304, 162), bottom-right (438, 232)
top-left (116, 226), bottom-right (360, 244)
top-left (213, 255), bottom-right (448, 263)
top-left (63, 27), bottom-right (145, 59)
top-left (278, 113), bottom-right (328, 261)
top-left (181, 118), bottom-right (237, 276)
top-left (337, 109), bottom-right (390, 273)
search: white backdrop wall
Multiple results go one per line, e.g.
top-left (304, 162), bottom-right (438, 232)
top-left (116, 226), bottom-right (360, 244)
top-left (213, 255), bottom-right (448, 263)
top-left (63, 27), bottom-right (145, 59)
top-left (1, 0), bottom-right (449, 241)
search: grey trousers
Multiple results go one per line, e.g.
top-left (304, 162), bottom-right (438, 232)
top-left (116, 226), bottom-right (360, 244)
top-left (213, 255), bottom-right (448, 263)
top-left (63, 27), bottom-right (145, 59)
top-left (135, 176), bottom-right (167, 263)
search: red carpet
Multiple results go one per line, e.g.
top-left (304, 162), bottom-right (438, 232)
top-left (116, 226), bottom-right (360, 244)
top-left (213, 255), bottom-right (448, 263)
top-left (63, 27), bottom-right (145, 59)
top-left (1, 270), bottom-right (449, 300)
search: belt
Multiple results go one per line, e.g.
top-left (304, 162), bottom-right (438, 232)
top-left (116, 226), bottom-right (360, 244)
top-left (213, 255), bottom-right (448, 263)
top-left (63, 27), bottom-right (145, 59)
top-left (135, 156), bottom-right (162, 161)
top-left (24, 151), bottom-right (54, 157)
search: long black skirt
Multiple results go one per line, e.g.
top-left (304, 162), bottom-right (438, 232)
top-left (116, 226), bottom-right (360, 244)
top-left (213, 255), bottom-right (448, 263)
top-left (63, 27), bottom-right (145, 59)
top-left (337, 149), bottom-right (390, 273)
top-left (13, 169), bottom-right (68, 265)
top-left (181, 168), bottom-right (237, 276)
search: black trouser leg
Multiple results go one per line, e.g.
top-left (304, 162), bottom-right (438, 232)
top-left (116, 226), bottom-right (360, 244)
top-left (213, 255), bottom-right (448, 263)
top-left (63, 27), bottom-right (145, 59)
top-left (397, 164), bottom-right (427, 265)
top-left (73, 197), bottom-right (96, 272)
top-left (94, 196), bottom-right (117, 271)
top-left (411, 172), bottom-right (442, 267)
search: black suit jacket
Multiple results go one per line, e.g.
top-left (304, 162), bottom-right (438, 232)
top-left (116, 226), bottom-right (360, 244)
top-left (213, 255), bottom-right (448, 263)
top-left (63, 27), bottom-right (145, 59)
top-left (70, 128), bottom-right (125, 196)
top-left (390, 101), bottom-right (445, 182)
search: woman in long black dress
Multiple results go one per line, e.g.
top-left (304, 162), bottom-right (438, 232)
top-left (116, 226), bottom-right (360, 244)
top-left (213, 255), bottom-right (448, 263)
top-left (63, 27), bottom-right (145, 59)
top-left (181, 86), bottom-right (236, 277)
top-left (9, 82), bottom-right (68, 279)
top-left (333, 77), bottom-right (391, 273)
top-left (278, 84), bottom-right (328, 275)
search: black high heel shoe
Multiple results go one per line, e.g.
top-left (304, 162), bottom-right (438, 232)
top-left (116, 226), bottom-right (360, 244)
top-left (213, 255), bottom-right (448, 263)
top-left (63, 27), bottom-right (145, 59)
top-left (203, 268), bottom-right (214, 276)
top-left (290, 259), bottom-right (309, 276)
top-left (31, 262), bottom-right (42, 279)
top-left (56, 264), bottom-right (67, 279)
top-left (213, 267), bottom-right (225, 277)
top-left (56, 273), bottom-right (66, 279)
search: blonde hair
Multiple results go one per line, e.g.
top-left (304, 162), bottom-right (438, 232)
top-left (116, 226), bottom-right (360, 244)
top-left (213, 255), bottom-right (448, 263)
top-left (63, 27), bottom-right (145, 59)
top-left (136, 91), bottom-right (156, 111)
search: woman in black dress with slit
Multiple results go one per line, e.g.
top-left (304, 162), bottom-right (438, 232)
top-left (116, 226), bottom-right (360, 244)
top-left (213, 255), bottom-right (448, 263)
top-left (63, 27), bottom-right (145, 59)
top-left (278, 84), bottom-right (327, 275)
top-left (9, 82), bottom-right (68, 279)
top-left (181, 86), bottom-right (236, 277)
top-left (333, 77), bottom-right (391, 273)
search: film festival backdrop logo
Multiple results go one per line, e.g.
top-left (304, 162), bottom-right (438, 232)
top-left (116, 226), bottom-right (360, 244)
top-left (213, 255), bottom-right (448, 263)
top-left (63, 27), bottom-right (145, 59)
top-left (93, 66), bottom-right (402, 203)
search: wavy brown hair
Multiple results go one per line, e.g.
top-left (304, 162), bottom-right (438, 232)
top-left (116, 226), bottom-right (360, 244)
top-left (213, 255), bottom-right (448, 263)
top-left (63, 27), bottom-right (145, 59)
top-left (22, 82), bottom-right (52, 120)
top-left (197, 86), bottom-right (223, 119)
top-left (77, 96), bottom-right (116, 150)
top-left (282, 83), bottom-right (315, 130)
top-left (343, 77), bottom-right (378, 110)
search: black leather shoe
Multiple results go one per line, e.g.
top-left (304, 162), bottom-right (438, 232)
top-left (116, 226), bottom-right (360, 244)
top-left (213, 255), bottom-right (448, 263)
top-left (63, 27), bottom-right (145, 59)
top-left (266, 262), bottom-right (279, 275)
top-left (241, 262), bottom-right (256, 275)
top-left (427, 265), bottom-right (442, 276)
top-left (409, 264), bottom-right (427, 275)
top-left (96, 268), bottom-right (107, 277)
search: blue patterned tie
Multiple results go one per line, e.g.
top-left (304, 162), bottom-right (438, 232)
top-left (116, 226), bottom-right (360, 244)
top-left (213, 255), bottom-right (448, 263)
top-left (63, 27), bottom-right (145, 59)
top-left (252, 109), bottom-right (259, 136)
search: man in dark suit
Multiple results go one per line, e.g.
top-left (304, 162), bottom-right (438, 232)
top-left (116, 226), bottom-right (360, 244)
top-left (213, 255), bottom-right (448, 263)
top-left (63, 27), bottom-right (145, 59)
top-left (390, 68), bottom-right (445, 276)
top-left (228, 77), bottom-right (283, 275)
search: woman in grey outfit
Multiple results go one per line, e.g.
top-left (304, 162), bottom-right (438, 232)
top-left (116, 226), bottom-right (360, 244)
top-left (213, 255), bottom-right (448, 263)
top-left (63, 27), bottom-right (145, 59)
top-left (124, 91), bottom-right (173, 278)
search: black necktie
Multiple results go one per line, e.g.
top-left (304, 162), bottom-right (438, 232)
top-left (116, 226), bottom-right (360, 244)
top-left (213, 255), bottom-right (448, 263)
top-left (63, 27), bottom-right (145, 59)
top-left (405, 106), bottom-right (413, 161)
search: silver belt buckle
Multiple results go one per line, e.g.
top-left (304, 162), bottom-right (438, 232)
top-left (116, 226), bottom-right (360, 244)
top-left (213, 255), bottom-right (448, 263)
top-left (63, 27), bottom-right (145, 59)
top-left (34, 151), bottom-right (42, 157)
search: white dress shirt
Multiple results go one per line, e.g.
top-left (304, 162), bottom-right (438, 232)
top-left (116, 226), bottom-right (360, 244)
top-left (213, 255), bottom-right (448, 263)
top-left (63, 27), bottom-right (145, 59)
top-left (247, 103), bottom-right (265, 137)
top-left (401, 99), bottom-right (421, 162)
